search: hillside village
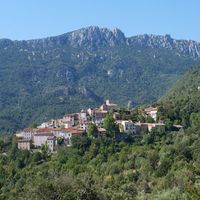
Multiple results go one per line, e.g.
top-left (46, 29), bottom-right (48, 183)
top-left (16, 100), bottom-right (169, 152)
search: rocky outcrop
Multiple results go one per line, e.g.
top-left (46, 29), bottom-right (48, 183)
top-left (66, 26), bottom-right (126, 48)
top-left (128, 34), bottom-right (200, 58)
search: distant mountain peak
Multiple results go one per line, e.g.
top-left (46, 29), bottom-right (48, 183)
top-left (67, 26), bottom-right (126, 48)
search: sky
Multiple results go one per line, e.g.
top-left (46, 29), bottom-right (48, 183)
top-left (0, 0), bottom-right (200, 41)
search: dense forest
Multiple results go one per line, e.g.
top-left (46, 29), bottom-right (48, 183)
top-left (0, 124), bottom-right (200, 199)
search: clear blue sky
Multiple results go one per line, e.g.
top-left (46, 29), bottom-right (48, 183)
top-left (1, 0), bottom-right (200, 41)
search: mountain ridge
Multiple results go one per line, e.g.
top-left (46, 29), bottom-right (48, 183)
top-left (1, 26), bottom-right (200, 58)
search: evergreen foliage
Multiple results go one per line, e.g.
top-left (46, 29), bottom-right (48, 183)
top-left (159, 66), bottom-right (200, 128)
top-left (0, 126), bottom-right (200, 199)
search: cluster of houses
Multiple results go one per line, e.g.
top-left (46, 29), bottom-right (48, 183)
top-left (16, 100), bottom-right (165, 152)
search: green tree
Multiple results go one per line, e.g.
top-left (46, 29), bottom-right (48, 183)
top-left (164, 118), bottom-right (174, 131)
top-left (71, 135), bottom-right (91, 152)
top-left (156, 157), bottom-right (172, 177)
top-left (87, 123), bottom-right (98, 137)
top-left (32, 151), bottom-right (43, 163)
top-left (103, 114), bottom-right (117, 138)
top-left (148, 151), bottom-right (159, 170)
top-left (190, 112), bottom-right (200, 128)
top-left (75, 175), bottom-right (101, 200)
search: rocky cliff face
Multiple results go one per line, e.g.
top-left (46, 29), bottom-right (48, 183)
top-left (1, 26), bottom-right (200, 58)
top-left (128, 34), bottom-right (200, 58)
top-left (67, 26), bottom-right (126, 48)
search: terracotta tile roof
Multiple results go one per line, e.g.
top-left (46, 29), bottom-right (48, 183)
top-left (34, 132), bottom-right (54, 137)
top-left (58, 128), bottom-right (73, 132)
top-left (52, 128), bottom-right (62, 131)
top-left (60, 127), bottom-right (85, 134)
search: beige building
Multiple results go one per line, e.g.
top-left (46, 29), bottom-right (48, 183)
top-left (116, 120), bottom-right (136, 134)
top-left (17, 139), bottom-right (32, 150)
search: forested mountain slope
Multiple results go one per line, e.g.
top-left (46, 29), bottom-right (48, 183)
top-left (1, 26), bottom-right (200, 132)
top-left (159, 66), bottom-right (200, 127)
